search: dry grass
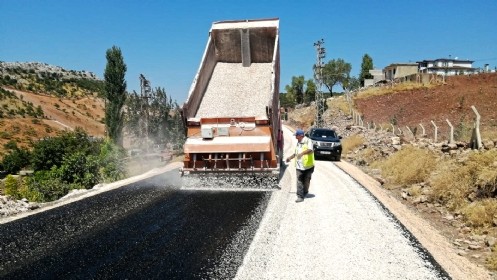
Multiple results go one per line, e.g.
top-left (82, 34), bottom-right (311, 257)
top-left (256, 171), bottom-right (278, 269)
top-left (461, 199), bottom-right (497, 228)
top-left (341, 134), bottom-right (364, 154)
top-left (358, 147), bottom-right (383, 163)
top-left (354, 82), bottom-right (435, 100)
top-left (487, 250), bottom-right (497, 271)
top-left (482, 130), bottom-right (497, 140)
top-left (287, 106), bottom-right (315, 129)
top-left (371, 145), bottom-right (437, 186)
top-left (327, 96), bottom-right (352, 115)
top-left (429, 150), bottom-right (497, 211)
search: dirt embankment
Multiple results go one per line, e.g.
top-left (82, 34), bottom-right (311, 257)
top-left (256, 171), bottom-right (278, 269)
top-left (354, 73), bottom-right (497, 140)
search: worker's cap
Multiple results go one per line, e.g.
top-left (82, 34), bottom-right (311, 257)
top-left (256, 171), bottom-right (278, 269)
top-left (293, 129), bottom-right (305, 136)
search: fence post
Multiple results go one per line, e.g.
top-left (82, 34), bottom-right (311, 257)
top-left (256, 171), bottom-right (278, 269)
top-left (419, 123), bottom-right (426, 137)
top-left (406, 126), bottom-right (414, 140)
top-left (431, 121), bottom-right (438, 143)
top-left (471, 106), bottom-right (482, 149)
top-left (446, 119), bottom-right (454, 144)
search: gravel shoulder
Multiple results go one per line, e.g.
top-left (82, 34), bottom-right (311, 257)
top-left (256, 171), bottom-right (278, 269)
top-left (235, 126), bottom-right (493, 280)
top-left (335, 160), bottom-right (493, 280)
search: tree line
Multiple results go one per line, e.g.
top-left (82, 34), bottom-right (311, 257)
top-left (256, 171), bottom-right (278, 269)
top-left (281, 54), bottom-right (374, 108)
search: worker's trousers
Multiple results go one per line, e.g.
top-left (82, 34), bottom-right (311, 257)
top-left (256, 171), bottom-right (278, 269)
top-left (296, 166), bottom-right (314, 198)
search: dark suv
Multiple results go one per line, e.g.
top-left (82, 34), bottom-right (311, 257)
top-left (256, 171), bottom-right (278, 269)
top-left (306, 128), bottom-right (342, 161)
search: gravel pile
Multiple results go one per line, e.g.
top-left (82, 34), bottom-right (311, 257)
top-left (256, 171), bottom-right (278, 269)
top-left (195, 63), bottom-right (273, 118)
top-left (0, 196), bottom-right (40, 217)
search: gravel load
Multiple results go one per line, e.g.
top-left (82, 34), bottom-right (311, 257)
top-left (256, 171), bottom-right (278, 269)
top-left (195, 62), bottom-right (273, 118)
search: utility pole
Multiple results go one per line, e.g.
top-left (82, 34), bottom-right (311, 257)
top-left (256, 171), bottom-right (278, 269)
top-left (313, 39), bottom-right (326, 128)
top-left (139, 74), bottom-right (151, 154)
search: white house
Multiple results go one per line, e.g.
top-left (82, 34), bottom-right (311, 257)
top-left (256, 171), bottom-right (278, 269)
top-left (417, 58), bottom-right (476, 76)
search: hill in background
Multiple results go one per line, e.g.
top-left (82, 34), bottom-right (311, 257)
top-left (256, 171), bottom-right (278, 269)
top-left (0, 62), bottom-right (105, 158)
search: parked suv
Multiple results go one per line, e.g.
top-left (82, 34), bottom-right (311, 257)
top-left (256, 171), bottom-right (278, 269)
top-left (306, 128), bottom-right (342, 161)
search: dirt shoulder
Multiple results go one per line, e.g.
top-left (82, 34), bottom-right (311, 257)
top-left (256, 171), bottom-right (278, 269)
top-left (335, 160), bottom-right (493, 280)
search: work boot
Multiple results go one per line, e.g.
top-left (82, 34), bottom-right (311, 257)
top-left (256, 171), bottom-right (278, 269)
top-left (295, 197), bottom-right (304, 203)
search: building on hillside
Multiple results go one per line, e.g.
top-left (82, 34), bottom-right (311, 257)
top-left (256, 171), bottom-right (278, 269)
top-left (384, 63), bottom-right (419, 82)
top-left (417, 58), bottom-right (476, 76)
top-left (364, 69), bottom-right (385, 87)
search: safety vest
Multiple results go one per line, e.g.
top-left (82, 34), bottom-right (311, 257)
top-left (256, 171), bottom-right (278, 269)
top-left (295, 137), bottom-right (315, 169)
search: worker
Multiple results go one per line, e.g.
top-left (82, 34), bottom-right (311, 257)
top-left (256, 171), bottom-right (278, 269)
top-left (285, 129), bottom-right (315, 202)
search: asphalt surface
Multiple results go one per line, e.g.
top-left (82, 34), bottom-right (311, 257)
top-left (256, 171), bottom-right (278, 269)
top-left (0, 126), bottom-right (485, 279)
top-left (0, 171), bottom-right (271, 280)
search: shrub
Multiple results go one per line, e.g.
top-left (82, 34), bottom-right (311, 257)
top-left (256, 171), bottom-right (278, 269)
top-left (372, 145), bottom-right (437, 187)
top-left (99, 139), bottom-right (127, 182)
top-left (0, 131), bottom-right (11, 139)
top-left (3, 140), bottom-right (18, 150)
top-left (461, 199), bottom-right (497, 228)
top-left (31, 128), bottom-right (98, 171)
top-left (36, 105), bottom-right (44, 117)
top-left (342, 134), bottom-right (364, 154)
top-left (3, 174), bottom-right (21, 199)
top-left (430, 150), bottom-right (497, 211)
top-left (26, 169), bottom-right (76, 202)
top-left (1, 147), bottom-right (31, 174)
top-left (59, 152), bottom-right (100, 188)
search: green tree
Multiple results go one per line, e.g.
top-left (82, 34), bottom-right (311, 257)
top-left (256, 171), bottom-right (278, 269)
top-left (279, 92), bottom-right (294, 108)
top-left (59, 152), bottom-right (100, 188)
top-left (359, 54), bottom-right (374, 87)
top-left (285, 76), bottom-right (305, 105)
top-left (125, 87), bottom-right (184, 150)
top-left (321, 58), bottom-right (351, 95)
top-left (104, 46), bottom-right (127, 146)
top-left (31, 128), bottom-right (99, 171)
top-left (1, 147), bottom-right (31, 174)
top-left (342, 76), bottom-right (361, 93)
top-left (284, 76), bottom-right (317, 106)
top-left (304, 79), bottom-right (316, 104)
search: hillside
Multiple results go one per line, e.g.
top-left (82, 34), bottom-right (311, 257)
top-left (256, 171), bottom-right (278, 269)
top-left (354, 73), bottom-right (497, 141)
top-left (0, 87), bottom-right (105, 158)
top-left (0, 62), bottom-right (106, 158)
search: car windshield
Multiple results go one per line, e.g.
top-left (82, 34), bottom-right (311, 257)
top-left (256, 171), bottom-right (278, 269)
top-left (311, 129), bottom-right (337, 138)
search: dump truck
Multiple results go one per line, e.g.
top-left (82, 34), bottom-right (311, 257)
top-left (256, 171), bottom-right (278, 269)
top-left (180, 18), bottom-right (282, 181)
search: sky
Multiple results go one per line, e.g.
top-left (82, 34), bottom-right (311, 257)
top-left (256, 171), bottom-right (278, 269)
top-left (1, 0), bottom-right (496, 103)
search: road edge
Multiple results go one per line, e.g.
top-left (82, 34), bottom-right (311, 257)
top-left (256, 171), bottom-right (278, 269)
top-left (335, 160), bottom-right (493, 280)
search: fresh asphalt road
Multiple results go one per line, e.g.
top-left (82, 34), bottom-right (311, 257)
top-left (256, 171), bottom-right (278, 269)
top-left (0, 171), bottom-right (271, 280)
top-left (0, 126), bottom-right (458, 279)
